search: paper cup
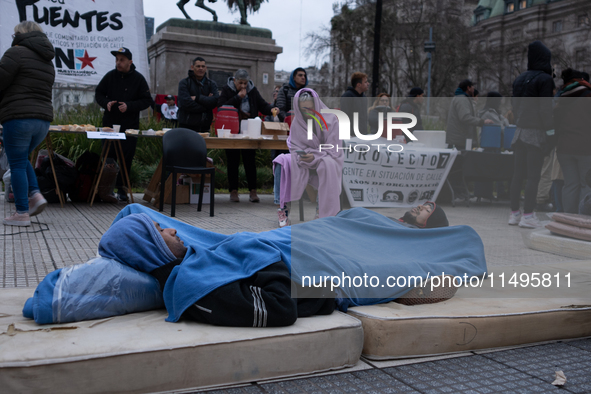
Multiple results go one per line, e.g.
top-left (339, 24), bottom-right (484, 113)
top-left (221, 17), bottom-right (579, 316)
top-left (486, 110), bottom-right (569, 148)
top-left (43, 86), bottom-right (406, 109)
top-left (113, 125), bottom-right (121, 133)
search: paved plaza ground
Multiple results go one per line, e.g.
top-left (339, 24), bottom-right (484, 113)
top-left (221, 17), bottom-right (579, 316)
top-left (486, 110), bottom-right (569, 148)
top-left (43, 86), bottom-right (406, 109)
top-left (1, 193), bottom-right (590, 393)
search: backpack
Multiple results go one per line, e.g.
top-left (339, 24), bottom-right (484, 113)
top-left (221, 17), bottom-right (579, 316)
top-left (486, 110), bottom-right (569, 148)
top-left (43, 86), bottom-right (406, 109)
top-left (36, 154), bottom-right (78, 200)
top-left (69, 151), bottom-right (100, 202)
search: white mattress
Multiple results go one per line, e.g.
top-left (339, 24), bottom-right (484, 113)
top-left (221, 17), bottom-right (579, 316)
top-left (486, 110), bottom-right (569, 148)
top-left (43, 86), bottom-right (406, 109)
top-left (523, 228), bottom-right (591, 259)
top-left (348, 261), bottom-right (591, 360)
top-left (0, 289), bottom-right (363, 393)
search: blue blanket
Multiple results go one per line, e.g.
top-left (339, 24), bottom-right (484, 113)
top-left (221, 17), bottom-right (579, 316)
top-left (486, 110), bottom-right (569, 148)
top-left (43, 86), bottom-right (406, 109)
top-left (110, 205), bottom-right (487, 321)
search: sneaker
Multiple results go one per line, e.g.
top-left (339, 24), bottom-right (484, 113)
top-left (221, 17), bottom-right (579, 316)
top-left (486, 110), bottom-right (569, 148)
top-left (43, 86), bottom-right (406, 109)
top-left (230, 190), bottom-right (240, 202)
top-left (28, 192), bottom-right (47, 217)
top-left (117, 189), bottom-right (128, 202)
top-left (278, 207), bottom-right (290, 228)
top-left (519, 213), bottom-right (541, 228)
top-left (395, 275), bottom-right (459, 306)
top-left (508, 210), bottom-right (521, 226)
top-left (4, 212), bottom-right (31, 227)
top-left (249, 190), bottom-right (260, 203)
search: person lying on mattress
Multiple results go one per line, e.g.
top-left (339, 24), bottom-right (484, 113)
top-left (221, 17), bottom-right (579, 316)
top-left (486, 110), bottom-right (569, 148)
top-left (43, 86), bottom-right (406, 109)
top-left (396, 202), bottom-right (449, 229)
top-left (91, 203), bottom-right (487, 328)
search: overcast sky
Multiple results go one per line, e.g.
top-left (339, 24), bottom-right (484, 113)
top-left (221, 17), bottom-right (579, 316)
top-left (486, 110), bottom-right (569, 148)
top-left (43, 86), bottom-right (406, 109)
top-left (143, 0), bottom-right (336, 72)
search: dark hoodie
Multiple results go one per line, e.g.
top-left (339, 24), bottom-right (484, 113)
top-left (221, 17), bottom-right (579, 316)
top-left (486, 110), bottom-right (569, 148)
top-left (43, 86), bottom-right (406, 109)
top-left (95, 63), bottom-right (152, 131)
top-left (217, 77), bottom-right (273, 120)
top-left (276, 68), bottom-right (308, 121)
top-left (340, 87), bottom-right (369, 136)
top-left (0, 31), bottom-right (55, 124)
top-left (511, 41), bottom-right (555, 131)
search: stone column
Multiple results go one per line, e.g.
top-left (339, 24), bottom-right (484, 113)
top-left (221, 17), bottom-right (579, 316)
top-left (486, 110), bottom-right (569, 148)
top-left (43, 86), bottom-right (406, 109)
top-left (147, 19), bottom-right (283, 102)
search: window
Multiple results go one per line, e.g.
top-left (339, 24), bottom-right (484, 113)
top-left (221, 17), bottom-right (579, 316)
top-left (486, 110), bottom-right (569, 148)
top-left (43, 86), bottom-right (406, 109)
top-left (519, 0), bottom-right (527, 10)
top-left (476, 14), bottom-right (483, 23)
top-left (65, 95), bottom-right (70, 103)
top-left (553, 20), bottom-right (563, 33)
top-left (506, 2), bottom-right (515, 13)
top-left (74, 95), bottom-right (80, 103)
top-left (578, 15), bottom-right (590, 27)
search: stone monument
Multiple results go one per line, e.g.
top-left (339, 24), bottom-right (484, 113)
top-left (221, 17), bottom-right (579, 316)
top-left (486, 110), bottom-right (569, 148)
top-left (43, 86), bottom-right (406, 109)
top-left (147, 19), bottom-right (282, 102)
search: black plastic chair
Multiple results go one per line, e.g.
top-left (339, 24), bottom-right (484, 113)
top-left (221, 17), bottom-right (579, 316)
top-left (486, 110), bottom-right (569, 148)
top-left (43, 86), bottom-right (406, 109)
top-left (159, 128), bottom-right (215, 217)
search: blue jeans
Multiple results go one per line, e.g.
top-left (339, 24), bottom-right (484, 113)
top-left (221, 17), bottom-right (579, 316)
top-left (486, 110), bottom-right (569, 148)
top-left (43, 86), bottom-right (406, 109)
top-left (2, 119), bottom-right (49, 213)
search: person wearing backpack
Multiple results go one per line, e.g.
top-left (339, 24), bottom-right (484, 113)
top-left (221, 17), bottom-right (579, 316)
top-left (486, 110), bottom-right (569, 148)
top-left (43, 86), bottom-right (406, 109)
top-left (0, 21), bottom-right (54, 227)
top-left (508, 41), bottom-right (555, 228)
top-left (276, 68), bottom-right (308, 122)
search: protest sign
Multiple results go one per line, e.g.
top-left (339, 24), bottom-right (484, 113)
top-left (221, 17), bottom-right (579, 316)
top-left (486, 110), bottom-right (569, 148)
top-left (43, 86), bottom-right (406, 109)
top-left (0, 0), bottom-right (149, 86)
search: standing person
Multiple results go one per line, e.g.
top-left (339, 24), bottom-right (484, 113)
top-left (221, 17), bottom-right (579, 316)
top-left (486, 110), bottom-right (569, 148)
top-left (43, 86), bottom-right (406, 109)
top-left (553, 68), bottom-right (591, 213)
top-left (446, 80), bottom-right (491, 149)
top-left (398, 87), bottom-right (425, 132)
top-left (340, 72), bottom-right (370, 137)
top-left (177, 56), bottom-right (219, 133)
top-left (218, 69), bottom-right (279, 203)
top-left (160, 95), bottom-right (178, 128)
top-left (508, 41), bottom-right (555, 228)
top-left (95, 47), bottom-right (152, 202)
top-left (1, 21), bottom-right (54, 227)
top-left (276, 67), bottom-right (308, 122)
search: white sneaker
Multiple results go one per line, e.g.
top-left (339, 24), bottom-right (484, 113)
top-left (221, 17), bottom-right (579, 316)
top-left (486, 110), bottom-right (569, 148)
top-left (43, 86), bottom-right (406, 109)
top-left (508, 211), bottom-right (521, 226)
top-left (277, 207), bottom-right (291, 228)
top-left (519, 213), bottom-right (541, 228)
top-left (4, 212), bottom-right (31, 227)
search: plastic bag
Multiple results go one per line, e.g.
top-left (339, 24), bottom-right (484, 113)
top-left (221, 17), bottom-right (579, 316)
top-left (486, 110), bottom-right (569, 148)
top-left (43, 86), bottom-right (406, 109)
top-left (23, 257), bottom-right (164, 324)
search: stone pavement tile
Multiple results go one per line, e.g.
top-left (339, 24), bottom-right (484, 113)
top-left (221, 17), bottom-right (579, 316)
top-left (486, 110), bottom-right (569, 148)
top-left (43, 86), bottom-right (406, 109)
top-left (382, 354), bottom-right (563, 393)
top-left (483, 342), bottom-right (591, 393)
top-left (258, 369), bottom-right (419, 394)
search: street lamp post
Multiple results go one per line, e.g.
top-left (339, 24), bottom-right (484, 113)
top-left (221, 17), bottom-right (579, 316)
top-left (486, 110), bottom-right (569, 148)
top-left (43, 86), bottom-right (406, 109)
top-left (372, 0), bottom-right (383, 97)
top-left (424, 27), bottom-right (436, 115)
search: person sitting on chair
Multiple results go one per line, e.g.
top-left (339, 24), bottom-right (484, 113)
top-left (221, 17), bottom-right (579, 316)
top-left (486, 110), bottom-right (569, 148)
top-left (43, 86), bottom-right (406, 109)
top-left (272, 89), bottom-right (344, 227)
top-left (96, 204), bottom-right (487, 327)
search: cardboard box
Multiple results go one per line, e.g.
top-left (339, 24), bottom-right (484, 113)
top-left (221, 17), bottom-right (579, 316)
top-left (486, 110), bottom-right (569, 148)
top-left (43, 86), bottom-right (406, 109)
top-left (190, 179), bottom-right (211, 205)
top-left (261, 122), bottom-right (289, 136)
top-left (164, 184), bottom-right (190, 204)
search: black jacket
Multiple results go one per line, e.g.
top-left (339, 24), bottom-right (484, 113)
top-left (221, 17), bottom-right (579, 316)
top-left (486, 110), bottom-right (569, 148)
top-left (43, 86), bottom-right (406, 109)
top-left (0, 31), bottom-right (55, 124)
top-left (554, 82), bottom-right (591, 156)
top-left (181, 262), bottom-right (335, 327)
top-left (177, 71), bottom-right (219, 131)
top-left (512, 41), bottom-right (554, 131)
top-left (218, 77), bottom-right (273, 120)
top-left (95, 64), bottom-right (152, 131)
top-left (340, 87), bottom-right (368, 135)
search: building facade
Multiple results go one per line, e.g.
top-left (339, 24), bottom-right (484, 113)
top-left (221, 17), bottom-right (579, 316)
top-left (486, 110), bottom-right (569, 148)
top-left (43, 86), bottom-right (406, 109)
top-left (470, 0), bottom-right (590, 94)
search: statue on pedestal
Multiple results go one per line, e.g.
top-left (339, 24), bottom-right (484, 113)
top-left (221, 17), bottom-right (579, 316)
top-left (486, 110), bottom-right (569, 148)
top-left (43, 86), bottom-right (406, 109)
top-left (177, 0), bottom-right (267, 26)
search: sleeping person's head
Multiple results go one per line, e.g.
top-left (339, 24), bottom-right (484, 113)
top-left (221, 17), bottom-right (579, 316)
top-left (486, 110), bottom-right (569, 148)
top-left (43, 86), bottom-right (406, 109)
top-left (400, 202), bottom-right (449, 228)
top-left (98, 213), bottom-right (187, 273)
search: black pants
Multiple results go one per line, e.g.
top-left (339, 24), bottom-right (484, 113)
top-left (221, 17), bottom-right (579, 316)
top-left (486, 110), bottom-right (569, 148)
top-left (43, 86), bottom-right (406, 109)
top-left (226, 149), bottom-right (257, 191)
top-left (105, 137), bottom-right (137, 190)
top-left (510, 139), bottom-right (544, 214)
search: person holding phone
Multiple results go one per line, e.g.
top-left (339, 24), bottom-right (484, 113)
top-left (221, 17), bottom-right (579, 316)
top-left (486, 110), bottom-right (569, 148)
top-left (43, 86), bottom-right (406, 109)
top-left (272, 89), bottom-right (344, 227)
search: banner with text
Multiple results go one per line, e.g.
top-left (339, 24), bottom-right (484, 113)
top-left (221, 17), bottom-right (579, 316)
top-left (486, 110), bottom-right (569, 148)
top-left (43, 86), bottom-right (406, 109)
top-left (0, 0), bottom-right (149, 86)
top-left (342, 139), bottom-right (457, 208)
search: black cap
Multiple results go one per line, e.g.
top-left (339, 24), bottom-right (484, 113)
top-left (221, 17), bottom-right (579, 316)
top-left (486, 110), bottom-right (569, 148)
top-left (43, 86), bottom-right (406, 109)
top-left (111, 47), bottom-right (132, 60)
top-left (165, 94), bottom-right (175, 100)
top-left (409, 87), bottom-right (424, 97)
top-left (423, 202), bottom-right (449, 228)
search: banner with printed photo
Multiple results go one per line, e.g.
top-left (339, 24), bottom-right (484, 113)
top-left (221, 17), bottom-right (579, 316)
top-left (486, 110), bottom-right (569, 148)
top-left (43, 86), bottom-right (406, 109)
top-left (342, 139), bottom-right (457, 208)
top-left (0, 0), bottom-right (149, 86)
